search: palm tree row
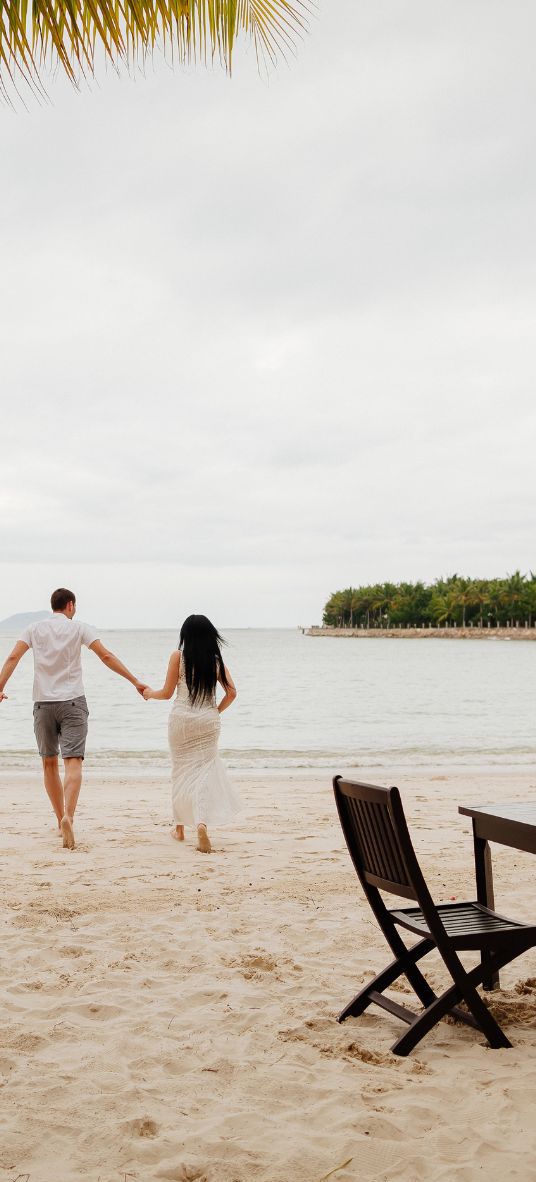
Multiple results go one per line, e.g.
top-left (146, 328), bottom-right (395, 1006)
top-left (323, 572), bottom-right (536, 630)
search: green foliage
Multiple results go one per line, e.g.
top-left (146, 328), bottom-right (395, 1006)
top-left (322, 571), bottom-right (536, 629)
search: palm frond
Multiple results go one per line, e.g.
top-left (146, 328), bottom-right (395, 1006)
top-left (0, 0), bottom-right (313, 101)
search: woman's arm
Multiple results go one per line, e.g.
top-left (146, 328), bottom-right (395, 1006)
top-left (217, 665), bottom-right (237, 714)
top-left (143, 651), bottom-right (181, 700)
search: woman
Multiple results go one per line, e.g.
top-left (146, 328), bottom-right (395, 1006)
top-left (143, 615), bottom-right (241, 852)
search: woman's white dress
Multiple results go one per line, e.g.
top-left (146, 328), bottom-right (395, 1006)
top-left (168, 662), bottom-right (242, 827)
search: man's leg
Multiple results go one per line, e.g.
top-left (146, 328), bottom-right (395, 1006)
top-left (63, 758), bottom-right (83, 819)
top-left (61, 758), bottom-right (83, 849)
top-left (34, 704), bottom-right (62, 826)
top-left (57, 698), bottom-right (88, 850)
top-left (42, 756), bottom-right (64, 827)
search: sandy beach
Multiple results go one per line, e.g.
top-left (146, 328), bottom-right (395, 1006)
top-left (1, 766), bottom-right (535, 1182)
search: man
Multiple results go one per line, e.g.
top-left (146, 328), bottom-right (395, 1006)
top-left (0, 588), bottom-right (145, 850)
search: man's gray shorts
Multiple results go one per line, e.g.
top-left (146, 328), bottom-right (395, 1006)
top-left (33, 696), bottom-right (89, 759)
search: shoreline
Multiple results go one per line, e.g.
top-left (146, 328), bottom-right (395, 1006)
top-left (2, 756), bottom-right (536, 778)
top-left (306, 625), bottom-right (536, 640)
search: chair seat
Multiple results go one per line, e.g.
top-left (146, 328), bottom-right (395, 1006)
top-left (390, 901), bottom-right (536, 950)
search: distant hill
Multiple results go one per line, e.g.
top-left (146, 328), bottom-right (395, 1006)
top-left (0, 611), bottom-right (51, 632)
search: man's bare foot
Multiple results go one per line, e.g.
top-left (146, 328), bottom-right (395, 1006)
top-left (171, 825), bottom-right (185, 842)
top-left (60, 815), bottom-right (75, 850)
top-left (197, 824), bottom-right (211, 854)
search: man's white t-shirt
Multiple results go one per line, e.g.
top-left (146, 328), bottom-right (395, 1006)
top-left (19, 615), bottom-right (100, 702)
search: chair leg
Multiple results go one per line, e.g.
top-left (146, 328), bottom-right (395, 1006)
top-left (391, 950), bottom-right (515, 1057)
top-left (338, 939), bottom-right (434, 1022)
top-left (456, 981), bottom-right (512, 1049)
top-left (392, 983), bottom-right (511, 1056)
top-left (401, 952), bottom-right (437, 1009)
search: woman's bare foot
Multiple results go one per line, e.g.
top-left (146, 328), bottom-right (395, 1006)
top-left (196, 824), bottom-right (211, 854)
top-left (60, 815), bottom-right (75, 850)
top-left (171, 825), bottom-right (185, 842)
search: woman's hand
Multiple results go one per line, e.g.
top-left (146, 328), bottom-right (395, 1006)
top-left (141, 653), bottom-right (180, 701)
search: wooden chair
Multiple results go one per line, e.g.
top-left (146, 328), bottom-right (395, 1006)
top-left (333, 776), bottom-right (536, 1056)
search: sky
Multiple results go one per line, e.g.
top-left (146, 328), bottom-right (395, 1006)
top-left (1, 1), bottom-right (535, 628)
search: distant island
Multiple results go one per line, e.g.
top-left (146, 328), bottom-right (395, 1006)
top-left (0, 611), bottom-right (50, 632)
top-left (318, 573), bottom-right (536, 631)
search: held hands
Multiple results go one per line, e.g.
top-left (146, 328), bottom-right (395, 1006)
top-left (142, 687), bottom-right (154, 700)
top-left (134, 680), bottom-right (148, 697)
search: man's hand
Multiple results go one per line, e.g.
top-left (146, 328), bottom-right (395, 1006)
top-left (135, 681), bottom-right (148, 697)
top-left (0, 692), bottom-right (8, 703)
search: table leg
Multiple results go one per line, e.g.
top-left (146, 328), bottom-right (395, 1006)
top-left (473, 824), bottom-right (500, 990)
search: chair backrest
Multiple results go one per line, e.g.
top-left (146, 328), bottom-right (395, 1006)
top-left (333, 777), bottom-right (425, 903)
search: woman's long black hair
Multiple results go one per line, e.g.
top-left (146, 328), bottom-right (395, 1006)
top-left (179, 615), bottom-right (229, 706)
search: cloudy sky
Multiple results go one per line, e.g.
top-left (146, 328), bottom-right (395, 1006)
top-left (1, 1), bottom-right (535, 627)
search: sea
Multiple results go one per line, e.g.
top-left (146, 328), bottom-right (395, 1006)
top-left (0, 628), bottom-right (535, 772)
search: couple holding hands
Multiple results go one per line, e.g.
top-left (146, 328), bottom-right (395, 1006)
top-left (0, 588), bottom-right (241, 852)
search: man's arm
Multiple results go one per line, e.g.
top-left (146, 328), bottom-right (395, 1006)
top-left (89, 640), bottom-right (146, 695)
top-left (0, 641), bottom-right (29, 701)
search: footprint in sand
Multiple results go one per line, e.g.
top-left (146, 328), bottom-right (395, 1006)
top-left (69, 1002), bottom-right (122, 1020)
top-left (155, 1166), bottom-right (208, 1181)
top-left (225, 951), bottom-right (280, 979)
top-left (127, 1116), bottom-right (160, 1138)
top-left (9, 1033), bottom-right (47, 1053)
top-left (10, 979), bottom-right (45, 993)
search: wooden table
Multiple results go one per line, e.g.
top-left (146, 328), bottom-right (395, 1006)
top-left (458, 802), bottom-right (536, 989)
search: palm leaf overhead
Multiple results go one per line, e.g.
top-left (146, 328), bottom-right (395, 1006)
top-left (0, 0), bottom-right (311, 100)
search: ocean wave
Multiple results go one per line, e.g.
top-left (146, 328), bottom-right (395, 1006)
top-left (1, 745), bottom-right (535, 771)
